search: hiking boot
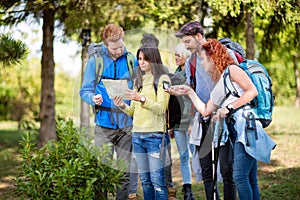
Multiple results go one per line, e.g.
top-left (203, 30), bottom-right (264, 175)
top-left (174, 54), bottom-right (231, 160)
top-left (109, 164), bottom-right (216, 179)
top-left (168, 187), bottom-right (177, 200)
top-left (128, 193), bottom-right (139, 200)
top-left (182, 184), bottom-right (195, 200)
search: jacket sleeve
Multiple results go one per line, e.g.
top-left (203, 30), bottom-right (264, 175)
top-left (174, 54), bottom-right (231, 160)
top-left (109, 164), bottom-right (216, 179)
top-left (122, 101), bottom-right (135, 117)
top-left (79, 57), bottom-right (98, 105)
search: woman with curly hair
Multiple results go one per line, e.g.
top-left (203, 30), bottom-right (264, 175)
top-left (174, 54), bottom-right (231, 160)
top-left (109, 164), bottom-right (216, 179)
top-left (169, 38), bottom-right (276, 200)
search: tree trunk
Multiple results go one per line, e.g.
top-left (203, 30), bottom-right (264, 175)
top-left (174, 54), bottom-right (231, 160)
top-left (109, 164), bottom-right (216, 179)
top-left (294, 23), bottom-right (300, 108)
top-left (80, 45), bottom-right (90, 133)
top-left (245, 5), bottom-right (255, 60)
top-left (38, 8), bottom-right (57, 148)
top-left (294, 52), bottom-right (300, 108)
top-left (197, 0), bottom-right (204, 24)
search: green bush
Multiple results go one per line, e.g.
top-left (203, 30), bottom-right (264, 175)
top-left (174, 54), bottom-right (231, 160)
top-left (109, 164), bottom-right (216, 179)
top-left (16, 119), bottom-right (126, 199)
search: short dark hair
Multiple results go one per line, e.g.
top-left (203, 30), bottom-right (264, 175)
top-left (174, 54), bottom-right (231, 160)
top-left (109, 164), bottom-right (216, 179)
top-left (140, 33), bottom-right (159, 47)
top-left (175, 21), bottom-right (204, 38)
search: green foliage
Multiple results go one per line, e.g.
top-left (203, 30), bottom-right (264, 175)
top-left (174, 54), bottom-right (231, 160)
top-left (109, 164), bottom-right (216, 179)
top-left (16, 119), bottom-right (126, 199)
top-left (0, 58), bottom-right (40, 122)
top-left (0, 56), bottom-right (75, 125)
top-left (60, 0), bottom-right (208, 42)
top-left (145, 0), bottom-right (204, 30)
top-left (267, 62), bottom-right (296, 106)
top-left (206, 0), bottom-right (298, 20)
top-left (55, 70), bottom-right (74, 119)
top-left (0, 34), bottom-right (28, 67)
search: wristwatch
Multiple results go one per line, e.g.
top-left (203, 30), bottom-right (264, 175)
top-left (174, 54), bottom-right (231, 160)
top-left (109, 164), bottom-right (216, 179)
top-left (140, 96), bottom-right (146, 103)
top-left (226, 104), bottom-right (234, 115)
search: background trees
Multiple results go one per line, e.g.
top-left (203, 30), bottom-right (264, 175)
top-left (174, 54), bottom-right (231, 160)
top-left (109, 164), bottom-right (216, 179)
top-left (1, 0), bottom-right (299, 145)
top-left (0, 35), bottom-right (28, 130)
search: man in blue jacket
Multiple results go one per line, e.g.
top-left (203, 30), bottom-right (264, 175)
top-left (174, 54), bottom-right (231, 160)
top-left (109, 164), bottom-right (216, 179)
top-left (80, 24), bottom-right (137, 200)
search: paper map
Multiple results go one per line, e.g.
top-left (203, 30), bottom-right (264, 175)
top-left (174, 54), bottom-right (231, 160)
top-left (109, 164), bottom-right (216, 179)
top-left (102, 79), bottom-right (130, 100)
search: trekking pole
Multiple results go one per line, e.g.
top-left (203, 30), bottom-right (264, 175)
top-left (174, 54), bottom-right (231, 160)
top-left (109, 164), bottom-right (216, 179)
top-left (211, 117), bottom-right (224, 200)
top-left (212, 140), bottom-right (217, 200)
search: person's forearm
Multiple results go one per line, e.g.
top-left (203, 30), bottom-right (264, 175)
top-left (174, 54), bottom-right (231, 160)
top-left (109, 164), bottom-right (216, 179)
top-left (187, 90), bottom-right (216, 117)
top-left (230, 88), bottom-right (258, 110)
top-left (188, 90), bottom-right (206, 115)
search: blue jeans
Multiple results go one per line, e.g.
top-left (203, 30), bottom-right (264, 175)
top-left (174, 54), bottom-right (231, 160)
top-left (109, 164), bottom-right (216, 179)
top-left (132, 132), bottom-right (168, 200)
top-left (174, 130), bottom-right (193, 184)
top-left (233, 142), bottom-right (260, 200)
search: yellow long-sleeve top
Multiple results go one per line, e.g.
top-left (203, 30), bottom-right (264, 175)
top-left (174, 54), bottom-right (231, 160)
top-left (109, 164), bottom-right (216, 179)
top-left (122, 74), bottom-right (170, 133)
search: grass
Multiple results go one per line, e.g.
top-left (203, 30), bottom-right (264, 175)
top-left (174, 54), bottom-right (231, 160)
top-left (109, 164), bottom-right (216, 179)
top-left (0, 106), bottom-right (300, 199)
top-left (0, 128), bottom-right (24, 200)
top-left (164, 105), bottom-right (300, 200)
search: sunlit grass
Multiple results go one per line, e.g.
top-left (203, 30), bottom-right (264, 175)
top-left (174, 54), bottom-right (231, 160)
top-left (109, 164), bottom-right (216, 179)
top-left (0, 121), bottom-right (18, 131)
top-left (266, 106), bottom-right (300, 135)
top-left (0, 107), bottom-right (299, 200)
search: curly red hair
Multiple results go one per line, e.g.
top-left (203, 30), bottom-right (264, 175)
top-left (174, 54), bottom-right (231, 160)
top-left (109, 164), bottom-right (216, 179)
top-left (202, 38), bottom-right (235, 82)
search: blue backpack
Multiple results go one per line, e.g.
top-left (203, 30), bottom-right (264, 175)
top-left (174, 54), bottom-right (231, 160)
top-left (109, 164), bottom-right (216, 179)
top-left (224, 59), bottom-right (274, 128)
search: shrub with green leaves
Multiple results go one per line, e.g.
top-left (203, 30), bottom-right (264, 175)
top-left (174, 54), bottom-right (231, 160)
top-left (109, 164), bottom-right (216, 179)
top-left (16, 119), bottom-right (126, 199)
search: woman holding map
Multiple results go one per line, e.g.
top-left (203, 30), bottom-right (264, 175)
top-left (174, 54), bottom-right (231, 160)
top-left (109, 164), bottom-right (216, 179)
top-left (113, 43), bottom-right (170, 200)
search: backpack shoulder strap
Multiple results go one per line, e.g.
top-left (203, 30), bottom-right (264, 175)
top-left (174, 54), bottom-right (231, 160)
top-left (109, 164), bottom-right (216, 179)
top-left (88, 42), bottom-right (106, 93)
top-left (189, 53), bottom-right (197, 90)
top-left (92, 52), bottom-right (104, 93)
top-left (153, 75), bottom-right (161, 94)
top-left (153, 74), bottom-right (171, 94)
top-left (126, 52), bottom-right (135, 78)
top-left (223, 66), bottom-right (240, 99)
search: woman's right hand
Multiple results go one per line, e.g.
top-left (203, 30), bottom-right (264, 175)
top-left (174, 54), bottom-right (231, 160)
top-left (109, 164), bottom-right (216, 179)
top-left (167, 85), bottom-right (191, 96)
top-left (113, 96), bottom-right (125, 109)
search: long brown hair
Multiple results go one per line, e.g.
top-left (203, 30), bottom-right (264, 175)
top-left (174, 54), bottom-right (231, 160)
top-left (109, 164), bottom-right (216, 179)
top-left (135, 45), bottom-right (167, 91)
top-left (202, 38), bottom-right (235, 82)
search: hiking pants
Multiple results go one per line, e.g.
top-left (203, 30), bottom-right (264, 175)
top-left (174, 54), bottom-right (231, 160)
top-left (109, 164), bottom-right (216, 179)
top-left (94, 125), bottom-right (133, 200)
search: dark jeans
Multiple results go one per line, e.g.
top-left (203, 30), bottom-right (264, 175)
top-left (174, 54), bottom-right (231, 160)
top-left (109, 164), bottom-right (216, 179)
top-left (198, 121), bottom-right (236, 200)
